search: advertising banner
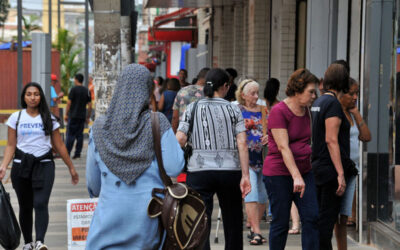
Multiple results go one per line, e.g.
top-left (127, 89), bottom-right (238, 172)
top-left (67, 198), bottom-right (98, 250)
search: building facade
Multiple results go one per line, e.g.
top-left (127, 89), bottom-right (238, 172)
top-left (144, 0), bottom-right (400, 248)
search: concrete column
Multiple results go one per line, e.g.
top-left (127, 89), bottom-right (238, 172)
top-left (220, 5), bottom-right (234, 69)
top-left (93, 0), bottom-right (121, 117)
top-left (246, 0), bottom-right (270, 87)
top-left (211, 7), bottom-right (222, 68)
top-left (232, 3), bottom-right (244, 75)
top-left (306, 0), bottom-right (338, 78)
top-left (270, 0), bottom-right (296, 96)
top-left (348, 0), bottom-right (362, 80)
top-left (120, 16), bottom-right (132, 69)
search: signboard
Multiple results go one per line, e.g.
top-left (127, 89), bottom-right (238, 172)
top-left (67, 198), bottom-right (98, 250)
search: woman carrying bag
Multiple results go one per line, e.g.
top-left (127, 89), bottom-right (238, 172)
top-left (85, 64), bottom-right (185, 249)
top-left (0, 82), bottom-right (79, 250)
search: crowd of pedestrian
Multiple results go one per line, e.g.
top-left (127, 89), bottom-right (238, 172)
top-left (0, 60), bottom-right (371, 250)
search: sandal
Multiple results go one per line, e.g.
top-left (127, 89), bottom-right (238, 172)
top-left (346, 221), bottom-right (356, 227)
top-left (247, 230), bottom-right (254, 240)
top-left (288, 228), bottom-right (300, 234)
top-left (249, 233), bottom-right (265, 245)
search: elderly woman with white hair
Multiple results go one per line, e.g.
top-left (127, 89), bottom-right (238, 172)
top-left (235, 79), bottom-right (269, 245)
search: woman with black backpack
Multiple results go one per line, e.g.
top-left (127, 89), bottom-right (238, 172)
top-left (0, 82), bottom-right (79, 250)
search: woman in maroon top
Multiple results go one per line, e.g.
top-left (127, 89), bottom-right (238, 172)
top-left (263, 69), bottom-right (319, 250)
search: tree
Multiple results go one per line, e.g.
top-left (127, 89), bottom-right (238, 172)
top-left (22, 15), bottom-right (41, 40)
top-left (55, 29), bottom-right (84, 94)
top-left (0, 0), bottom-right (10, 40)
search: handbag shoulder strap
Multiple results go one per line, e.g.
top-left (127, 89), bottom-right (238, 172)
top-left (15, 110), bottom-right (22, 137)
top-left (260, 105), bottom-right (267, 136)
top-left (151, 112), bottom-right (173, 187)
top-left (188, 100), bottom-right (199, 136)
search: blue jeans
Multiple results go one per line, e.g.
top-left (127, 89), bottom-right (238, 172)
top-left (263, 171), bottom-right (319, 250)
top-left (66, 118), bottom-right (85, 157)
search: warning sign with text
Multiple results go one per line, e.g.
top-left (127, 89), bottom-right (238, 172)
top-left (67, 198), bottom-right (98, 250)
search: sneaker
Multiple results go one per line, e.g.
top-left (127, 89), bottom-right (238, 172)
top-left (35, 241), bottom-right (48, 250)
top-left (22, 243), bottom-right (34, 250)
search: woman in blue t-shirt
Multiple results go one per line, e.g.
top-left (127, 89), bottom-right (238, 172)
top-left (158, 78), bottom-right (180, 122)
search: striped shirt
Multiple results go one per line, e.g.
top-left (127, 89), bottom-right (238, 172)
top-left (178, 98), bottom-right (246, 172)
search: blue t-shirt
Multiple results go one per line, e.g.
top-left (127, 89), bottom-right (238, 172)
top-left (162, 90), bottom-right (177, 122)
top-left (50, 86), bottom-right (57, 107)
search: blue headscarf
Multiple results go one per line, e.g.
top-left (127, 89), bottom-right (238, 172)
top-left (92, 64), bottom-right (170, 184)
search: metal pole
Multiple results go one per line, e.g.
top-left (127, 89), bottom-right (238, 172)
top-left (17, 0), bottom-right (23, 108)
top-left (85, 0), bottom-right (89, 87)
top-left (359, 0), bottom-right (367, 244)
top-left (58, 0), bottom-right (61, 30)
top-left (49, 0), bottom-right (52, 40)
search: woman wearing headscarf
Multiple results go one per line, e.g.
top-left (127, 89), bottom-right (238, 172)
top-left (85, 64), bottom-right (185, 249)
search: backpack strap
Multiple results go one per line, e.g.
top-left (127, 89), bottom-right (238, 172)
top-left (151, 112), bottom-right (173, 187)
top-left (15, 110), bottom-right (22, 138)
top-left (188, 100), bottom-right (199, 138)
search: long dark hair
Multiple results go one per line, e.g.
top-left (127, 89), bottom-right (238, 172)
top-left (21, 82), bottom-right (53, 135)
top-left (264, 78), bottom-right (280, 106)
top-left (203, 68), bottom-right (229, 98)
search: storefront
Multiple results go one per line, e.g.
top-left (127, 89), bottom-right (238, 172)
top-left (360, 0), bottom-right (400, 247)
top-left (143, 0), bottom-right (400, 247)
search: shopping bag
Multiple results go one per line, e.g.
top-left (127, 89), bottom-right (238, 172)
top-left (0, 181), bottom-right (21, 250)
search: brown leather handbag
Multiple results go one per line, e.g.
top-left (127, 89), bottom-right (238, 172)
top-left (148, 112), bottom-right (209, 250)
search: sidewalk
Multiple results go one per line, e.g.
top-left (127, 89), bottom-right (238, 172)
top-left (1, 144), bottom-right (376, 250)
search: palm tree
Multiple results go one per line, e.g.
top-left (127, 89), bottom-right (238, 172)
top-left (55, 29), bottom-right (84, 94)
top-left (22, 15), bottom-right (41, 40)
top-left (0, 0), bottom-right (10, 41)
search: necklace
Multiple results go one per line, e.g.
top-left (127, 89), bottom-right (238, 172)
top-left (324, 90), bottom-right (337, 98)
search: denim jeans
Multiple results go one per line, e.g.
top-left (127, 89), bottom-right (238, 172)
top-left (66, 118), bottom-right (85, 157)
top-left (186, 171), bottom-right (243, 250)
top-left (263, 171), bottom-right (319, 250)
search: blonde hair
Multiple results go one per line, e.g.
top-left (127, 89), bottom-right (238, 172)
top-left (235, 79), bottom-right (259, 105)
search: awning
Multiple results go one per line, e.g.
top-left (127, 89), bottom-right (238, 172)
top-left (153, 8), bottom-right (196, 28)
top-left (0, 41), bottom-right (32, 50)
top-left (148, 28), bottom-right (195, 42)
top-left (144, 0), bottom-right (211, 8)
top-left (144, 0), bottom-right (245, 8)
top-left (148, 8), bottom-right (197, 42)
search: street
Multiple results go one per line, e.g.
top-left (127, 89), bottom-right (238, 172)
top-left (0, 143), bottom-right (376, 250)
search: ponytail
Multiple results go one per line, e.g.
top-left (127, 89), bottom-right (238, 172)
top-left (204, 68), bottom-right (229, 98)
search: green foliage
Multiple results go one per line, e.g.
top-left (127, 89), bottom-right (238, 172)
top-left (22, 15), bottom-right (41, 40)
top-left (56, 29), bottom-right (84, 94)
top-left (0, 0), bottom-right (10, 28)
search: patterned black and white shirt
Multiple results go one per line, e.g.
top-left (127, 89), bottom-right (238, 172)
top-left (178, 98), bottom-right (246, 172)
